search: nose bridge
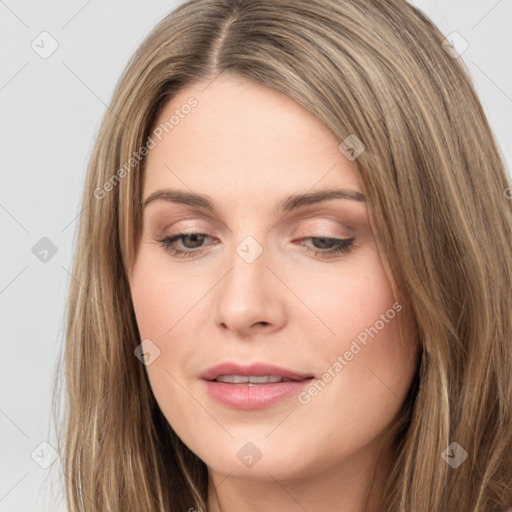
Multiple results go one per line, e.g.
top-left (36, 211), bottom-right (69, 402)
top-left (225, 232), bottom-right (269, 301)
top-left (225, 209), bottom-right (269, 279)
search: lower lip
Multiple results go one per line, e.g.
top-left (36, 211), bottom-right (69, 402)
top-left (202, 379), bottom-right (313, 410)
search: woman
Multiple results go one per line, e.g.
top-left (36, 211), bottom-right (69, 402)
top-left (54, 0), bottom-right (512, 510)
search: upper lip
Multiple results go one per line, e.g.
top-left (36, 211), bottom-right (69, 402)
top-left (200, 362), bottom-right (314, 381)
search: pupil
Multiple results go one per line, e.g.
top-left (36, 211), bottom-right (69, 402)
top-left (184, 234), bottom-right (204, 248)
top-left (314, 237), bottom-right (334, 249)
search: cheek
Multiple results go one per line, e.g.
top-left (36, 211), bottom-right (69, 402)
top-left (128, 249), bottom-right (206, 383)
top-left (293, 249), bottom-right (400, 350)
top-left (129, 250), bottom-right (198, 339)
top-left (129, 256), bottom-right (197, 427)
top-left (294, 249), bottom-right (418, 406)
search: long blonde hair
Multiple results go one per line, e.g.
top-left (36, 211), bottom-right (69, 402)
top-left (53, 0), bottom-right (512, 510)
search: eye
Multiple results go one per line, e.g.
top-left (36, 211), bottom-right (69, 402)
top-left (298, 236), bottom-right (355, 258)
top-left (156, 232), bottom-right (212, 258)
top-left (156, 232), bottom-right (355, 259)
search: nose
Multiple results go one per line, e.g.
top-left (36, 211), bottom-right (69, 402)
top-left (214, 238), bottom-right (287, 337)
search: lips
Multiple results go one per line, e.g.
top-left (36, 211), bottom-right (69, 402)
top-left (199, 362), bottom-right (315, 410)
top-left (199, 362), bottom-right (314, 382)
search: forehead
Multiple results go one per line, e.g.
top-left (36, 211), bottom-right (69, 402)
top-left (143, 75), bottom-right (362, 204)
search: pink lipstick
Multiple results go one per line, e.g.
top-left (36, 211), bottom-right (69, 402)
top-left (199, 362), bottom-right (314, 410)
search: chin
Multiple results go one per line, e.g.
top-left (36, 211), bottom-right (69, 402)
top-left (196, 436), bottom-right (314, 481)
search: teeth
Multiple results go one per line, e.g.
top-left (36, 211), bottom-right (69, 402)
top-left (215, 375), bottom-right (294, 384)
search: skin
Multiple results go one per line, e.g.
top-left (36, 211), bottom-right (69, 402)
top-left (128, 73), bottom-right (420, 512)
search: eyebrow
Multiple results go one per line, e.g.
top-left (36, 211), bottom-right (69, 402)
top-left (142, 187), bottom-right (366, 213)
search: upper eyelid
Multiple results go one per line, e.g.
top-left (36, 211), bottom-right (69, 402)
top-left (149, 213), bottom-right (360, 234)
top-left (145, 204), bottom-right (367, 231)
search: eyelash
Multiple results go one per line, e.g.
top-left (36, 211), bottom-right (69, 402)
top-left (155, 232), bottom-right (355, 259)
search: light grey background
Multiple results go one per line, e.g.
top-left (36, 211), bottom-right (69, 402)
top-left (1, 1), bottom-right (511, 510)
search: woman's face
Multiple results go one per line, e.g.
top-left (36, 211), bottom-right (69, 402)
top-left (128, 74), bottom-right (419, 489)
